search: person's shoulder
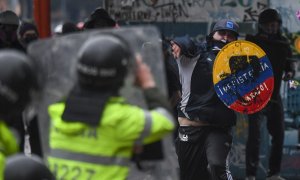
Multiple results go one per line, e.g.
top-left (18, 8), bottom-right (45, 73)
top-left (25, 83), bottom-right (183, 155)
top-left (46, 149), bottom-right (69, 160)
top-left (172, 35), bottom-right (191, 47)
top-left (194, 42), bottom-right (211, 59)
top-left (195, 41), bottom-right (207, 52)
top-left (192, 41), bottom-right (208, 57)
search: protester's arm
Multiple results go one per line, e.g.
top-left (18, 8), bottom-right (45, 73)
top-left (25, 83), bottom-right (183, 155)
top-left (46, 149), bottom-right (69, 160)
top-left (171, 41), bottom-right (181, 59)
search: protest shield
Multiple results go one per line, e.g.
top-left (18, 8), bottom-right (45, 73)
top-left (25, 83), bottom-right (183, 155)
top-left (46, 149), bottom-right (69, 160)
top-left (213, 40), bottom-right (274, 114)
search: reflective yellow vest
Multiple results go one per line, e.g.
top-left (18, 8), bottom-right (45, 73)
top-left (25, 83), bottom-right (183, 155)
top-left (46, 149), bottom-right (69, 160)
top-left (0, 153), bottom-right (4, 180)
top-left (0, 120), bottom-right (19, 180)
top-left (47, 97), bottom-right (174, 180)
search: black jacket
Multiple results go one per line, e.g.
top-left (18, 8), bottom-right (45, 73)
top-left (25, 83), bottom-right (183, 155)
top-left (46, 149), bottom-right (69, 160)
top-left (246, 33), bottom-right (294, 100)
top-left (174, 36), bottom-right (236, 128)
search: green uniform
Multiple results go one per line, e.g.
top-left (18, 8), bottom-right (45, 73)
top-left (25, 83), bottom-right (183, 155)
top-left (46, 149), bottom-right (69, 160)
top-left (0, 120), bottom-right (19, 180)
top-left (48, 97), bottom-right (174, 180)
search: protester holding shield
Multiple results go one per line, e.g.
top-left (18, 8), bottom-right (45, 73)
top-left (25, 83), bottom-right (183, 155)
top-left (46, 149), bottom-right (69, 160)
top-left (171, 19), bottom-right (239, 180)
top-left (245, 9), bottom-right (295, 180)
top-left (47, 34), bottom-right (175, 180)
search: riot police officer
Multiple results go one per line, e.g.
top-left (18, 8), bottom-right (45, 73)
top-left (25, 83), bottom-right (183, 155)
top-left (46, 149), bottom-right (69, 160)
top-left (47, 34), bottom-right (175, 180)
top-left (0, 50), bottom-right (38, 178)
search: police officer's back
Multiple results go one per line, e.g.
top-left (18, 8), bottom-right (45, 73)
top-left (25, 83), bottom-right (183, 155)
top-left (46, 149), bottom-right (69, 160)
top-left (47, 34), bottom-right (175, 180)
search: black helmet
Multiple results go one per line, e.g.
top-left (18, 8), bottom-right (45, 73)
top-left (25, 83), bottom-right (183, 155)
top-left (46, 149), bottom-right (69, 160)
top-left (77, 34), bottom-right (130, 90)
top-left (258, 8), bottom-right (282, 25)
top-left (4, 154), bottom-right (55, 180)
top-left (0, 10), bottom-right (19, 25)
top-left (0, 50), bottom-right (36, 119)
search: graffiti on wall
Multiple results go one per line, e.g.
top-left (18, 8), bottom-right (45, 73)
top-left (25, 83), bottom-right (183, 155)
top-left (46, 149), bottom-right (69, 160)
top-left (271, 1), bottom-right (300, 32)
top-left (108, 0), bottom-right (268, 23)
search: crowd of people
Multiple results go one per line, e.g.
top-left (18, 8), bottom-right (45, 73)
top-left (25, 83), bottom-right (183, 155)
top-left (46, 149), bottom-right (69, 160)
top-left (0, 5), bottom-right (297, 180)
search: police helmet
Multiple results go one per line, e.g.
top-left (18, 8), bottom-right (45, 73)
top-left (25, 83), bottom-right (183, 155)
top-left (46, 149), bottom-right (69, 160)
top-left (0, 10), bottom-right (19, 25)
top-left (0, 50), bottom-right (37, 118)
top-left (77, 34), bottom-right (131, 89)
top-left (258, 8), bottom-right (282, 25)
top-left (4, 154), bottom-right (55, 180)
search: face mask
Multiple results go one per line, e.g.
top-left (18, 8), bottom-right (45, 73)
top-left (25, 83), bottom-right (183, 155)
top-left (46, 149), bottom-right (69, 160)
top-left (259, 22), bottom-right (280, 35)
top-left (0, 24), bottom-right (18, 43)
top-left (20, 34), bottom-right (38, 48)
top-left (23, 34), bottom-right (38, 44)
top-left (212, 39), bottom-right (229, 49)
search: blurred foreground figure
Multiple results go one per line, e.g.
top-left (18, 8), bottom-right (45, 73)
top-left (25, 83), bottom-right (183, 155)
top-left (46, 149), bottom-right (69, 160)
top-left (17, 20), bottom-right (39, 51)
top-left (0, 10), bottom-right (23, 50)
top-left (54, 22), bottom-right (80, 36)
top-left (17, 20), bottom-right (43, 157)
top-left (245, 9), bottom-right (295, 180)
top-left (62, 22), bottom-right (80, 34)
top-left (4, 154), bottom-right (54, 180)
top-left (47, 34), bottom-right (175, 180)
top-left (0, 50), bottom-right (37, 178)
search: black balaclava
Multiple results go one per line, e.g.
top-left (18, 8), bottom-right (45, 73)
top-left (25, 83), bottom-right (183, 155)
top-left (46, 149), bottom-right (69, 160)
top-left (258, 8), bottom-right (282, 40)
top-left (17, 22), bottom-right (39, 48)
top-left (0, 10), bottom-right (20, 48)
top-left (0, 24), bottom-right (18, 46)
top-left (207, 35), bottom-right (236, 51)
top-left (212, 39), bottom-right (229, 49)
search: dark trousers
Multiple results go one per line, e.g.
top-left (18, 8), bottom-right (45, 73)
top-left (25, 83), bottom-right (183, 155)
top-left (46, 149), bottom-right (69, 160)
top-left (246, 98), bottom-right (285, 176)
top-left (175, 126), bottom-right (233, 180)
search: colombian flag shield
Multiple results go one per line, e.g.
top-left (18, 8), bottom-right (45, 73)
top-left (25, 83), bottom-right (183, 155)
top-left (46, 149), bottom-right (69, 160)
top-left (213, 40), bottom-right (274, 114)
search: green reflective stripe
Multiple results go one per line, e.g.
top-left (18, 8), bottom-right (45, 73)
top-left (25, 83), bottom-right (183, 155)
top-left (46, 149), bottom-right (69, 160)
top-left (134, 110), bottom-right (152, 145)
top-left (50, 149), bottom-right (130, 167)
top-left (154, 107), bottom-right (174, 124)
